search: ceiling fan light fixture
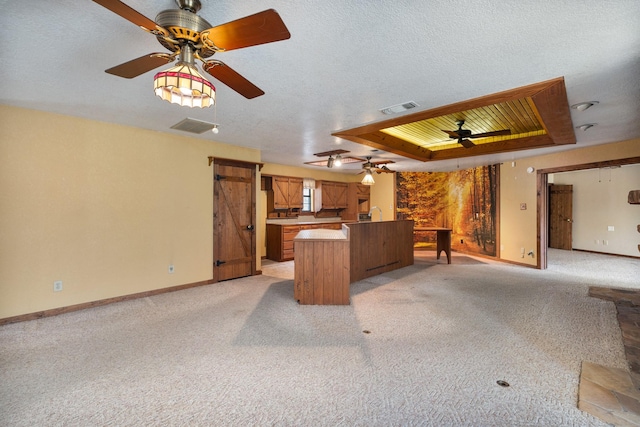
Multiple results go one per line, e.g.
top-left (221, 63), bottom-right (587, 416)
top-left (361, 170), bottom-right (375, 186)
top-left (327, 156), bottom-right (334, 168)
top-left (154, 62), bottom-right (216, 108)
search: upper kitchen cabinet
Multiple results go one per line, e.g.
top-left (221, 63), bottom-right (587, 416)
top-left (265, 176), bottom-right (303, 213)
top-left (342, 182), bottom-right (371, 221)
top-left (273, 176), bottom-right (303, 209)
top-left (314, 181), bottom-right (348, 212)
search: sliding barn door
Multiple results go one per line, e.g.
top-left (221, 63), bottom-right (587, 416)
top-left (213, 159), bottom-right (256, 282)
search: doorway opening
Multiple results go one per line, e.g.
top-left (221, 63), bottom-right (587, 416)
top-left (537, 156), bottom-right (640, 269)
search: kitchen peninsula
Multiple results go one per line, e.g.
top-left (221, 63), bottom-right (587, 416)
top-left (294, 220), bottom-right (414, 305)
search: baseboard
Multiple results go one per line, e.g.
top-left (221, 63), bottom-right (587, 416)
top-left (572, 248), bottom-right (640, 260)
top-left (0, 278), bottom-right (215, 326)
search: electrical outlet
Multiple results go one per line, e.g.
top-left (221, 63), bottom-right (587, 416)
top-left (53, 281), bottom-right (63, 292)
top-left (168, 264), bottom-right (175, 274)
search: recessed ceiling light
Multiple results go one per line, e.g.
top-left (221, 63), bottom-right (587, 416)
top-left (380, 101), bottom-right (419, 115)
top-left (571, 101), bottom-right (599, 111)
top-left (575, 123), bottom-right (597, 131)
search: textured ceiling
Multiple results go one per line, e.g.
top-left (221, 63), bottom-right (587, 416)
top-left (1, 0), bottom-right (639, 173)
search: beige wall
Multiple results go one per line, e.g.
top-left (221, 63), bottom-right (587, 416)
top-left (0, 105), bottom-right (259, 319)
top-left (499, 139), bottom-right (640, 265)
top-left (551, 164), bottom-right (640, 257)
top-left (3, 103), bottom-right (637, 320)
top-left (369, 172), bottom-right (396, 221)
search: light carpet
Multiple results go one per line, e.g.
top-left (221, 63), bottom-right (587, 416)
top-left (0, 250), bottom-right (638, 426)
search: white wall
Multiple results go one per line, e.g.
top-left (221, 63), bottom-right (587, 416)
top-left (551, 165), bottom-right (640, 256)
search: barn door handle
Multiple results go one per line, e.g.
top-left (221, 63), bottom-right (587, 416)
top-left (246, 224), bottom-right (255, 231)
top-left (215, 260), bottom-right (226, 266)
top-left (566, 218), bottom-right (573, 223)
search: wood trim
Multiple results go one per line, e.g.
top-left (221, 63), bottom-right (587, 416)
top-left (208, 156), bottom-right (264, 170)
top-left (0, 279), bottom-right (214, 326)
top-left (495, 165), bottom-right (501, 259)
top-left (538, 156), bottom-right (640, 175)
top-left (537, 171), bottom-right (549, 269)
top-left (429, 135), bottom-right (555, 161)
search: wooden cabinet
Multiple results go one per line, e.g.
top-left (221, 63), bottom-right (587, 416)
top-left (348, 220), bottom-right (414, 283)
top-left (266, 222), bottom-right (342, 261)
top-left (314, 181), bottom-right (348, 211)
top-left (272, 176), bottom-right (303, 210)
top-left (294, 228), bottom-right (350, 305)
top-left (343, 183), bottom-right (371, 221)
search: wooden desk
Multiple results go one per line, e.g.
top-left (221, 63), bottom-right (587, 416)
top-left (414, 227), bottom-right (452, 264)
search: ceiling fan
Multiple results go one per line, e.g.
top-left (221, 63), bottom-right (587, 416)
top-left (360, 157), bottom-right (395, 174)
top-left (91, 0), bottom-right (291, 99)
top-left (441, 120), bottom-right (510, 148)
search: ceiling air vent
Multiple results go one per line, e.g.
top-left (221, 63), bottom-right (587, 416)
top-left (170, 118), bottom-right (217, 134)
top-left (380, 101), bottom-right (419, 115)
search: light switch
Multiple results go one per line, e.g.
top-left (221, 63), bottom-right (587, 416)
top-left (607, 225), bottom-right (614, 231)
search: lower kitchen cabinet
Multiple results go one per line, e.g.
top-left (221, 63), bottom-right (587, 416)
top-left (266, 222), bottom-right (342, 261)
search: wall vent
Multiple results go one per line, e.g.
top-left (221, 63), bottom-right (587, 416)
top-left (380, 101), bottom-right (419, 115)
top-left (170, 118), bottom-right (217, 134)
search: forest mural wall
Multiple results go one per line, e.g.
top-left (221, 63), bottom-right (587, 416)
top-left (396, 165), bottom-right (498, 257)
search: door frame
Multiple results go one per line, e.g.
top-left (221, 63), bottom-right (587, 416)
top-left (536, 156), bottom-right (640, 269)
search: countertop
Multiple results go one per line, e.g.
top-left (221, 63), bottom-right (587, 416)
top-left (294, 228), bottom-right (349, 241)
top-left (266, 216), bottom-right (344, 225)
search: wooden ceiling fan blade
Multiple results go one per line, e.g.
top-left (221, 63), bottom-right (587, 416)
top-left (441, 130), bottom-right (460, 139)
top-left (459, 139), bottom-right (475, 148)
top-left (469, 129), bottom-right (511, 138)
top-left (203, 62), bottom-right (265, 99)
top-left (105, 54), bottom-right (173, 79)
top-left (201, 9), bottom-right (291, 52)
top-left (91, 0), bottom-right (160, 33)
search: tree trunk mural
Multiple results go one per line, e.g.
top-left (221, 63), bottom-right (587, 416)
top-left (397, 165), bottom-right (498, 257)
